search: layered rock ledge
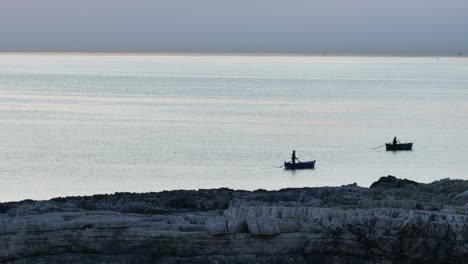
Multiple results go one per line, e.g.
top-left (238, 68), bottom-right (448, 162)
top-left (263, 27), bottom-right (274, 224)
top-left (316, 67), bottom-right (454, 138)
top-left (0, 176), bottom-right (467, 264)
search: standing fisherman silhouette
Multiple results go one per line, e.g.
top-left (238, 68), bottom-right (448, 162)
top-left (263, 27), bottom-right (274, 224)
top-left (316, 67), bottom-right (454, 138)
top-left (393, 137), bottom-right (398, 145)
top-left (283, 150), bottom-right (314, 169)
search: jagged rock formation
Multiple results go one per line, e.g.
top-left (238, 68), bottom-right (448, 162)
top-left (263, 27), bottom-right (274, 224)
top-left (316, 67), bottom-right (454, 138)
top-left (0, 176), bottom-right (467, 264)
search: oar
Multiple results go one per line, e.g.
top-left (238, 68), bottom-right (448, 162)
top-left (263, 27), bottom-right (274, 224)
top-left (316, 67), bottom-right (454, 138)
top-left (296, 158), bottom-right (303, 163)
top-left (372, 144), bottom-right (386, 149)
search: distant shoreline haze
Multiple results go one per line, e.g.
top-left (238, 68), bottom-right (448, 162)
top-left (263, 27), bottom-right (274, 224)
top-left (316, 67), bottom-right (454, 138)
top-left (1, 0), bottom-right (467, 54)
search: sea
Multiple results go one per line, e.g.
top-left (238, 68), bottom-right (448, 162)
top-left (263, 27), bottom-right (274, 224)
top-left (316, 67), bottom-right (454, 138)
top-left (0, 54), bottom-right (467, 201)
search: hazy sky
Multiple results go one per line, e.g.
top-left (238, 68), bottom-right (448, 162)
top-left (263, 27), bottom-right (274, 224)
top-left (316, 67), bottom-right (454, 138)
top-left (1, 0), bottom-right (467, 54)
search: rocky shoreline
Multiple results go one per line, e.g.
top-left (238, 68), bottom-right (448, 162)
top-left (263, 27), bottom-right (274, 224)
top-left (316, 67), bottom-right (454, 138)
top-left (1, 175), bottom-right (467, 264)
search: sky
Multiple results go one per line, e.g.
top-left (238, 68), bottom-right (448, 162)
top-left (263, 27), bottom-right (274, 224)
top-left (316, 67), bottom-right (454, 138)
top-left (0, 0), bottom-right (467, 55)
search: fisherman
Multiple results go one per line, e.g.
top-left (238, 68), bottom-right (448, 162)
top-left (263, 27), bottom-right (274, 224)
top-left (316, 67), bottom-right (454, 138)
top-left (393, 137), bottom-right (398, 145)
top-left (291, 150), bottom-right (297, 164)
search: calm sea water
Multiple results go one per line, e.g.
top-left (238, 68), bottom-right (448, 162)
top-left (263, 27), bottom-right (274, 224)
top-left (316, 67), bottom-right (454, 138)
top-left (0, 54), bottom-right (467, 201)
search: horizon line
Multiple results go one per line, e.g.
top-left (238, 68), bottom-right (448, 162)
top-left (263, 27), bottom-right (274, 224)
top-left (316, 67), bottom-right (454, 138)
top-left (0, 51), bottom-right (465, 58)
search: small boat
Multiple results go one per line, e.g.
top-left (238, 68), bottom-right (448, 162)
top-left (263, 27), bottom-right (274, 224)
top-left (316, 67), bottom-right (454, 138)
top-left (284, 160), bottom-right (316, 170)
top-left (386, 143), bottom-right (413, 151)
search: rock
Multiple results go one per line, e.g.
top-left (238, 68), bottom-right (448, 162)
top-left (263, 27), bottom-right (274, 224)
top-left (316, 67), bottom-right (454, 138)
top-left (370, 175), bottom-right (419, 189)
top-left (246, 218), bottom-right (281, 235)
top-left (279, 220), bottom-right (301, 233)
top-left (205, 217), bottom-right (227, 235)
top-left (6, 253), bottom-right (152, 264)
top-left (0, 176), bottom-right (467, 263)
top-left (6, 201), bottom-right (81, 216)
top-left (205, 217), bottom-right (247, 235)
top-left (454, 190), bottom-right (468, 204)
top-left (158, 255), bottom-right (306, 264)
top-left (379, 199), bottom-right (417, 209)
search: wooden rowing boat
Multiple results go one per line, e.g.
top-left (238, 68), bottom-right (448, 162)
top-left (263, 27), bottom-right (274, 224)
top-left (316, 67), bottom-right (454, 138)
top-left (386, 143), bottom-right (413, 151)
top-left (284, 160), bottom-right (315, 170)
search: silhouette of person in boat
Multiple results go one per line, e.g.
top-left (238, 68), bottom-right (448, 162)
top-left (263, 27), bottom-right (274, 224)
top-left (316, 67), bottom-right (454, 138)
top-left (292, 150), bottom-right (297, 164)
top-left (393, 137), bottom-right (398, 145)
